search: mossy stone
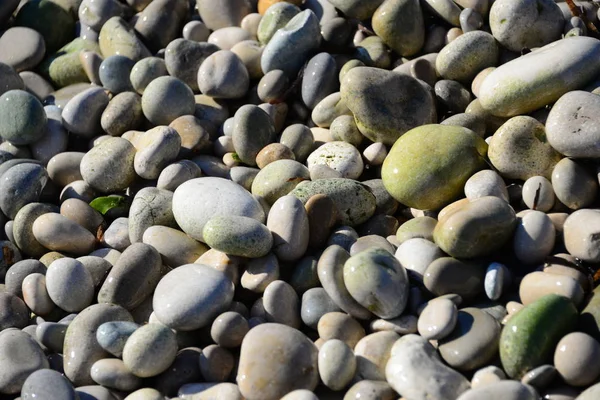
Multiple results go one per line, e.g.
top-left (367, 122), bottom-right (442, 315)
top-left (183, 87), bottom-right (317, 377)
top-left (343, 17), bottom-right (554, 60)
top-left (38, 38), bottom-right (100, 88)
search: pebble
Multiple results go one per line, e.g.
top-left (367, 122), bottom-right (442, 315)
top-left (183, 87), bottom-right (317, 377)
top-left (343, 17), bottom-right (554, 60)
top-left (141, 76), bottom-right (195, 126)
top-left (0, 329), bottom-right (48, 394)
top-left (32, 213), bottom-right (96, 255)
top-left (0, 90), bottom-right (47, 145)
top-left (513, 211), bottom-right (556, 265)
top-left (300, 287), bottom-right (341, 329)
top-left (554, 332), bottom-right (600, 387)
top-left (551, 157), bottom-right (598, 210)
top-left (343, 380), bottom-right (396, 400)
top-left (354, 331), bottom-right (400, 381)
top-left (197, 0), bottom-right (251, 30)
top-left (564, 209), bottom-right (600, 262)
top-left (45, 257), bottom-right (94, 312)
top-left (21, 368), bottom-right (78, 400)
top-left (152, 263), bottom-right (234, 330)
top-left (0, 292), bottom-right (29, 330)
top-left (122, 323), bottom-right (178, 378)
top-left (80, 137), bottom-right (136, 193)
top-left (22, 273), bottom-right (54, 316)
top-left (424, 257), bottom-right (486, 300)
top-left (211, 311), bottom-right (249, 348)
top-left (0, 27), bottom-right (46, 72)
top-left (457, 381), bottom-right (539, 400)
top-left (99, 55), bottom-right (135, 94)
top-left (395, 237), bottom-right (444, 281)
top-left (96, 321), bottom-right (140, 357)
top-left (0, 165), bottom-right (48, 220)
top-left (520, 364), bottom-right (556, 389)
top-left (417, 297), bottom-right (458, 340)
top-left (471, 365), bottom-right (505, 388)
top-left (198, 50), bottom-right (250, 99)
top-left (237, 323), bottom-right (318, 400)
top-left (130, 57), bottom-right (168, 95)
top-left (91, 358), bottom-right (141, 392)
top-left (522, 176), bottom-right (555, 212)
top-left (99, 17), bottom-right (151, 61)
top-left (203, 215), bottom-right (273, 258)
top-left (484, 262), bottom-right (510, 300)
top-left (199, 344), bottom-right (234, 382)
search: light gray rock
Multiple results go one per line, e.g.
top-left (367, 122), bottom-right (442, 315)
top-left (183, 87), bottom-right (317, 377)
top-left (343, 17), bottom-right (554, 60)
top-left (0, 329), bottom-right (48, 395)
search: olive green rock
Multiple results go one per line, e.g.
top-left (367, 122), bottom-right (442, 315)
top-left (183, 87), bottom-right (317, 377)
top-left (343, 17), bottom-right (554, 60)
top-left (500, 294), bottom-right (577, 379)
top-left (381, 124), bottom-right (488, 210)
top-left (433, 196), bottom-right (517, 259)
top-left (15, 0), bottom-right (75, 53)
top-left (290, 178), bottom-right (376, 227)
top-left (38, 38), bottom-right (100, 88)
top-left (203, 215), bottom-right (273, 258)
top-left (341, 67), bottom-right (436, 145)
top-left (99, 17), bottom-right (152, 62)
top-left (372, 0), bottom-right (425, 57)
top-left (257, 2), bottom-right (301, 45)
top-left (580, 285), bottom-right (600, 341)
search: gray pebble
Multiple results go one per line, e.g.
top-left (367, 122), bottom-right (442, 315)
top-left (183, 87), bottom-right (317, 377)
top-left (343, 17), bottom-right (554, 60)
top-left (165, 39), bottom-right (219, 92)
top-left (62, 87), bottom-right (110, 138)
top-left (130, 57), bottom-right (168, 95)
top-left (46, 257), bottom-right (94, 312)
top-left (141, 76), bottom-right (195, 126)
top-left (21, 368), bottom-right (77, 400)
top-left (80, 137), bottom-right (136, 193)
top-left (0, 90), bottom-right (47, 145)
top-left (0, 329), bottom-right (49, 394)
top-left (101, 91), bottom-right (143, 136)
top-left (123, 323), bottom-right (178, 378)
top-left (99, 55), bottom-right (135, 94)
top-left (0, 163), bottom-right (48, 219)
top-left (198, 50), bottom-right (250, 99)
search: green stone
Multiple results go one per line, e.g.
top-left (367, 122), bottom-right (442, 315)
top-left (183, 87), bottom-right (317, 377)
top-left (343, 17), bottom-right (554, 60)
top-left (290, 178), bottom-right (376, 226)
top-left (499, 294), bottom-right (577, 379)
top-left (15, 0), bottom-right (75, 53)
top-left (202, 215), bottom-right (273, 258)
top-left (38, 38), bottom-right (100, 88)
top-left (372, 0), bottom-right (425, 57)
top-left (381, 124), bottom-right (488, 210)
top-left (0, 90), bottom-right (47, 145)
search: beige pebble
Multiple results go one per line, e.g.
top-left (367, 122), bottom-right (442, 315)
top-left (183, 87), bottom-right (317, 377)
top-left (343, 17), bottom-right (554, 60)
top-left (318, 312), bottom-right (366, 348)
top-left (417, 298), bottom-right (458, 340)
top-left (554, 332), bottom-right (600, 387)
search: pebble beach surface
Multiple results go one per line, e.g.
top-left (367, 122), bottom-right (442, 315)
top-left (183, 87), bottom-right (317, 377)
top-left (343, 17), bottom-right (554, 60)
top-left (2, 0), bottom-right (600, 399)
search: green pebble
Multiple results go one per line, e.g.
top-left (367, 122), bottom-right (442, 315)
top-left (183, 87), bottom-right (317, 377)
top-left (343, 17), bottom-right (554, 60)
top-left (203, 215), bottom-right (273, 258)
top-left (0, 90), bottom-right (47, 145)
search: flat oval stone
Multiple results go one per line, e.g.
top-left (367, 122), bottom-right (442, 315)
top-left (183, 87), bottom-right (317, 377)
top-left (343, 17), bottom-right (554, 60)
top-left (382, 124), bottom-right (487, 210)
top-left (142, 225), bottom-right (208, 268)
top-left (101, 92), bottom-right (143, 137)
top-left (417, 298), bottom-right (458, 340)
top-left (318, 311), bottom-right (366, 348)
top-left (0, 329), bottom-right (48, 394)
top-left (291, 179), bottom-right (376, 226)
top-left (551, 157), bottom-right (597, 210)
top-left (0, 27), bottom-right (46, 72)
top-left (237, 323), bottom-right (319, 400)
top-left (318, 339), bottom-right (356, 391)
top-left (263, 280), bottom-right (301, 328)
top-left (133, 126), bottom-right (181, 180)
top-left (211, 311), bottom-right (249, 348)
top-left (133, 0), bottom-right (188, 53)
top-left (122, 323), bottom-right (178, 378)
top-left (153, 263), bottom-right (234, 331)
top-left (80, 137), bottom-right (136, 193)
top-left (457, 381), bottom-right (539, 400)
top-left (500, 294), bottom-right (577, 379)
top-left (0, 89), bottom-right (47, 145)
top-left (91, 358), bottom-right (141, 392)
top-left (478, 36), bottom-right (600, 117)
top-left (464, 169), bottom-right (509, 201)
top-left (261, 10), bottom-right (321, 78)
top-left (197, 0), bottom-right (251, 30)
top-left (96, 321), bottom-right (139, 358)
top-left (21, 368), bottom-right (77, 400)
top-left (267, 195), bottom-right (309, 262)
top-left (172, 177), bottom-right (265, 242)
top-left (436, 31), bottom-right (498, 82)
top-left (301, 52), bottom-right (339, 109)
top-left (22, 273), bottom-right (54, 316)
top-left (317, 246), bottom-right (372, 320)
top-left (46, 151), bottom-right (83, 188)
top-left (98, 243), bottom-right (162, 310)
top-left (438, 307), bottom-right (502, 371)
top-left (251, 159), bottom-right (310, 205)
top-left (341, 67), bottom-right (435, 145)
top-left (545, 91), bottom-right (600, 158)
top-left (519, 271), bottom-right (584, 307)
top-left (386, 334), bottom-right (470, 399)
top-left (343, 247), bottom-right (409, 319)
top-left (197, 50), bottom-right (249, 99)
top-left (32, 213), bottom-right (96, 255)
top-left (130, 57), bottom-right (168, 95)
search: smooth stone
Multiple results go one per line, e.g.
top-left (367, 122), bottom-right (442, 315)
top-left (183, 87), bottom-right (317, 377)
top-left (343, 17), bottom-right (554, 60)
top-left (60, 197), bottom-right (104, 235)
top-left (0, 329), bottom-right (49, 394)
top-left (457, 381), bottom-right (538, 400)
top-left (98, 55), bottom-right (134, 95)
top-left (30, 107), bottom-right (68, 164)
top-left (350, 235), bottom-right (395, 255)
top-left (489, 0), bottom-right (563, 52)
top-left (208, 26), bottom-right (253, 50)
top-left (198, 344), bottom-right (234, 382)
top-left (21, 368), bottom-right (77, 400)
top-left (372, 0), bottom-right (424, 57)
top-left (130, 57), bottom-right (168, 95)
top-left (78, 0), bottom-right (129, 31)
top-left (183, 20), bottom-right (210, 42)
top-left (45, 257), bottom-right (94, 312)
top-left (441, 113), bottom-right (486, 137)
top-left (343, 248), bottom-right (408, 319)
top-left (0, 62), bottom-right (25, 96)
top-left (79, 51), bottom-right (102, 85)
top-left (133, 0), bottom-right (188, 53)
top-left (500, 294), bottom-right (577, 379)
top-left (307, 141), bottom-right (363, 180)
top-left (436, 31), bottom-right (498, 82)
top-left (0, 163), bottom-right (48, 221)
top-left (255, 143), bottom-right (295, 168)
top-left (554, 332), bottom-right (600, 387)
top-left (121, 323), bottom-right (177, 378)
top-left (63, 303), bottom-right (133, 385)
top-left (261, 10), bottom-right (321, 78)
top-left (353, 331), bottom-right (400, 381)
top-left (489, 116), bottom-right (561, 180)
top-left (133, 126), bottom-right (181, 179)
top-left (211, 311), bottom-right (249, 348)
top-left (424, 257), bottom-right (486, 300)
top-left (311, 92), bottom-right (351, 129)
top-left (157, 160), bottom-right (202, 191)
top-left (386, 334), bottom-right (470, 399)
top-left (153, 263), bottom-right (234, 331)
top-left (39, 38), bottom-right (101, 89)
top-left (76, 385), bottom-right (122, 400)
top-left (438, 307), bottom-right (501, 371)
top-left (263, 280), bottom-right (300, 328)
top-left (13, 203), bottom-right (58, 258)
top-left (15, 0), bottom-right (75, 53)
top-left (96, 321), bottom-right (139, 358)
top-left (197, 50), bottom-right (249, 99)
top-left (141, 76), bottom-right (195, 126)
top-left (165, 39), bottom-right (219, 92)
top-left (318, 339), bottom-right (356, 391)
top-left (0, 292), bottom-right (28, 330)
top-left (47, 152), bottom-right (83, 188)
top-left (32, 213), bottom-right (96, 255)
top-left (91, 358), bottom-right (141, 392)
top-left (258, 70), bottom-right (289, 103)
top-left (301, 52), bottom-right (339, 110)
top-left (519, 271), bottom-right (584, 307)
top-left (552, 158), bottom-right (597, 210)
top-left (203, 215), bottom-right (272, 258)
top-left (546, 91), bottom-right (600, 158)
top-left (564, 209), bottom-right (600, 262)
top-left (422, 0), bottom-right (461, 25)
top-left (396, 216), bottom-right (437, 244)
top-left (251, 159), bottom-right (310, 205)
top-left (101, 92), bottom-right (143, 136)
top-left (464, 169), bottom-right (508, 201)
top-left (417, 298), bottom-right (458, 340)
top-left (382, 124), bottom-right (487, 210)
top-left (394, 238), bottom-right (444, 281)
top-left (152, 347), bottom-right (203, 397)
top-left (143, 225), bottom-right (207, 268)
top-left (513, 211), bottom-right (555, 264)
top-left (98, 17), bottom-right (151, 61)
top-left (291, 179), bottom-right (376, 226)
top-left (98, 243), bottom-right (162, 310)
top-left (267, 195), bottom-right (309, 261)
top-left (319, 312), bottom-right (366, 350)
top-left (484, 262), bottom-right (509, 301)
top-left (0, 90), bottom-right (47, 146)
top-left (343, 380), bottom-right (396, 400)
top-left (471, 365), bottom-right (505, 388)
top-left (578, 382), bottom-right (600, 400)
top-left (478, 37), bottom-right (600, 117)
top-left (237, 323), bottom-right (319, 400)
top-left (341, 67), bottom-right (435, 145)
top-left (240, 253), bottom-right (279, 292)
top-left (4, 259), bottom-right (46, 297)
top-left (232, 104), bottom-right (275, 166)
top-left (435, 80), bottom-right (473, 114)
top-left (522, 176), bottom-right (555, 212)
top-left (300, 288), bottom-right (341, 329)
top-left (197, 0), bottom-right (251, 30)
top-left (60, 180), bottom-right (97, 203)
top-left (370, 314), bottom-right (418, 335)
top-left (258, 2), bottom-right (301, 44)
top-left (317, 246), bottom-right (372, 320)
top-left (22, 273), bottom-right (54, 316)
top-left (80, 137), bottom-right (136, 193)
top-left (0, 27), bottom-right (46, 72)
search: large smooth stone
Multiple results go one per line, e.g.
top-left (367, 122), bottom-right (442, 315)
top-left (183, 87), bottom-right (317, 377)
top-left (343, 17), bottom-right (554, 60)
top-left (386, 334), bottom-right (470, 399)
top-left (0, 90), bottom-right (47, 146)
top-left (172, 177), bottom-right (265, 242)
top-left (21, 368), bottom-right (78, 399)
top-left (0, 27), bottom-right (46, 72)
top-left (80, 137), bottom-right (136, 193)
top-left (62, 87), bottom-right (109, 138)
top-left (0, 329), bottom-right (48, 394)
top-left (545, 90), bottom-right (600, 158)
top-left (499, 294), bottom-right (577, 379)
top-left (63, 303), bottom-right (133, 386)
top-left (381, 124), bottom-right (487, 210)
top-left (165, 39), bottom-right (219, 92)
top-left (372, 0), bottom-right (424, 57)
top-left (237, 323), bottom-right (319, 400)
top-left (267, 195), bottom-right (309, 262)
top-left (341, 67), bottom-right (435, 145)
top-left (15, 0), bottom-right (75, 53)
top-left (478, 36), bottom-right (600, 117)
top-left (435, 31), bottom-right (498, 83)
top-left (122, 323), bottom-right (178, 378)
top-left (152, 263), bottom-right (234, 331)
top-left (203, 215), bottom-right (273, 258)
top-left (46, 257), bottom-right (94, 312)
top-left (32, 213), bottom-right (96, 255)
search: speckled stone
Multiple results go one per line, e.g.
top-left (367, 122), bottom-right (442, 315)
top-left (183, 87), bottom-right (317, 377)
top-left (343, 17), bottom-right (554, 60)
top-left (0, 90), bottom-right (47, 145)
top-left (251, 159), bottom-right (309, 205)
top-left (436, 31), bottom-right (498, 82)
top-left (153, 263), bottom-right (234, 330)
top-left (98, 17), bottom-right (151, 61)
top-left (203, 215), bottom-right (273, 258)
top-left (232, 104), bottom-right (275, 166)
top-left (122, 323), bottom-right (178, 378)
top-left (478, 37), bottom-right (600, 117)
top-left (261, 10), bottom-right (321, 78)
top-left (0, 329), bottom-right (49, 394)
top-left (80, 137), bottom-right (136, 193)
top-left (101, 92), bottom-right (143, 136)
top-left (341, 67), bottom-right (435, 145)
top-left (258, 2), bottom-right (301, 44)
top-left (237, 323), bottom-right (319, 400)
top-left (0, 163), bottom-right (48, 219)
top-left (130, 57), bottom-right (168, 95)
top-left (291, 179), bottom-right (376, 226)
